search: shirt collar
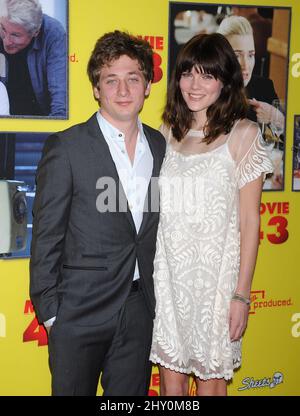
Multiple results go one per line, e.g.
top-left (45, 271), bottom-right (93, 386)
top-left (32, 15), bottom-right (44, 51)
top-left (97, 111), bottom-right (145, 143)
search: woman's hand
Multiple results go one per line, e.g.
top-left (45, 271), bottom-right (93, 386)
top-left (229, 299), bottom-right (250, 342)
top-left (249, 98), bottom-right (284, 128)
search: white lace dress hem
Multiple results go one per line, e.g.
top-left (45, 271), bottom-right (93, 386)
top-left (150, 353), bottom-right (241, 381)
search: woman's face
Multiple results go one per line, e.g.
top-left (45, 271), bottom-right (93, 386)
top-left (227, 34), bottom-right (255, 86)
top-left (179, 66), bottom-right (223, 117)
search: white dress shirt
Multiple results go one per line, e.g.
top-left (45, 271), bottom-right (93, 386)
top-left (97, 111), bottom-right (153, 283)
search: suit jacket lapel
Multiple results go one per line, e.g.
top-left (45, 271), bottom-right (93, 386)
top-left (137, 125), bottom-right (161, 237)
top-left (86, 113), bottom-right (136, 232)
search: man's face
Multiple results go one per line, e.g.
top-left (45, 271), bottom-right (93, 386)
top-left (94, 55), bottom-right (151, 127)
top-left (0, 18), bottom-right (35, 54)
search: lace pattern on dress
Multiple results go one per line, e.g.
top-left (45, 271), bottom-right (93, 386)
top-left (237, 131), bottom-right (274, 189)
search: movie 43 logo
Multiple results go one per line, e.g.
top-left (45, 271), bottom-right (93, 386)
top-left (23, 300), bottom-right (48, 346)
top-left (137, 35), bottom-right (164, 83)
top-left (260, 202), bottom-right (289, 244)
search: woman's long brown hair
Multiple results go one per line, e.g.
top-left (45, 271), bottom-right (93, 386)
top-left (163, 33), bottom-right (248, 143)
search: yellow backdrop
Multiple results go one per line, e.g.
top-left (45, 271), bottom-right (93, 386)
top-left (0, 0), bottom-right (299, 396)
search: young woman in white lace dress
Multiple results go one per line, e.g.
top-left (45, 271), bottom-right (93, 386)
top-left (150, 33), bottom-right (273, 396)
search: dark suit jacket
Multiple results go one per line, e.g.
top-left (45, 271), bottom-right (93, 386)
top-left (30, 113), bottom-right (166, 326)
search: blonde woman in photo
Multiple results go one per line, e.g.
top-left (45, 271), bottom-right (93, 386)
top-left (217, 15), bottom-right (284, 130)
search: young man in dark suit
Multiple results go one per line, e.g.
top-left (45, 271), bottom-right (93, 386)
top-left (30, 30), bottom-right (166, 396)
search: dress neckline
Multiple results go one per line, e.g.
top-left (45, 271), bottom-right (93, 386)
top-left (187, 129), bottom-right (205, 138)
top-left (168, 140), bottom-right (230, 159)
top-left (166, 119), bottom-right (240, 161)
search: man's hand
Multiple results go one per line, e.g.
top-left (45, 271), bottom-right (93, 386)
top-left (43, 316), bottom-right (56, 335)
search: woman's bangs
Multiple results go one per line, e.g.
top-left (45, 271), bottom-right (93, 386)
top-left (179, 48), bottom-right (222, 80)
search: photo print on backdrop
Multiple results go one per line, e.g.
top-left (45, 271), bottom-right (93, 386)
top-left (292, 115), bottom-right (300, 191)
top-left (168, 2), bottom-right (291, 191)
top-left (0, 0), bottom-right (68, 119)
top-left (0, 131), bottom-right (49, 258)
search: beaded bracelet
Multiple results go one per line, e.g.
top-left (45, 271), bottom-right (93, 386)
top-left (232, 293), bottom-right (251, 305)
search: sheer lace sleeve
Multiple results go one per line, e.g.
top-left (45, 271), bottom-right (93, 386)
top-left (231, 121), bottom-right (274, 189)
top-left (159, 124), bottom-right (172, 143)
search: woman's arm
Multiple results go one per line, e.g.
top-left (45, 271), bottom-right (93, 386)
top-left (229, 174), bottom-right (263, 341)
